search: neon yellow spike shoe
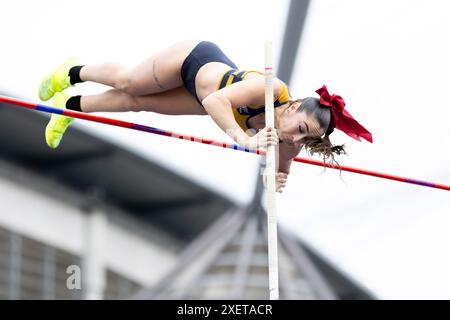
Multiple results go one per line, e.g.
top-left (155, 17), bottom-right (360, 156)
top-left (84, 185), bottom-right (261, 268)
top-left (39, 57), bottom-right (79, 101)
top-left (45, 92), bottom-right (74, 149)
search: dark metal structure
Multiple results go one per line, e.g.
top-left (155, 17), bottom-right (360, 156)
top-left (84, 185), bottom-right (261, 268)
top-left (133, 205), bottom-right (374, 299)
top-left (133, 0), bottom-right (375, 300)
top-left (277, 0), bottom-right (311, 84)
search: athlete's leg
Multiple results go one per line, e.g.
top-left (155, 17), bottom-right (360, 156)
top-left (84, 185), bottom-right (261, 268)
top-left (80, 86), bottom-right (207, 116)
top-left (45, 85), bottom-right (206, 148)
top-left (79, 39), bottom-right (201, 96)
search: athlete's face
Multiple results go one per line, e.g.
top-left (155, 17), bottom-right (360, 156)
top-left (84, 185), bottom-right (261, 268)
top-left (278, 101), bottom-right (325, 146)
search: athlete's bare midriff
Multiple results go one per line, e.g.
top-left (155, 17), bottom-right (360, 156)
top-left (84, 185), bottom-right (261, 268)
top-left (194, 62), bottom-right (262, 104)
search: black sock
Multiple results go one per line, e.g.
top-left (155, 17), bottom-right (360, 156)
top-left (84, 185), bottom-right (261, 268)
top-left (66, 95), bottom-right (82, 112)
top-left (68, 65), bottom-right (85, 85)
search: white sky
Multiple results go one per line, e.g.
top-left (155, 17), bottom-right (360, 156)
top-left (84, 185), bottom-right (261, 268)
top-left (1, 0), bottom-right (450, 299)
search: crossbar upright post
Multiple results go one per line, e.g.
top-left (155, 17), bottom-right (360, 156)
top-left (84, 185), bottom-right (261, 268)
top-left (264, 40), bottom-right (279, 300)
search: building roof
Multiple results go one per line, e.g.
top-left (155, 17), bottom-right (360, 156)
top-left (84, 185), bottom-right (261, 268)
top-left (0, 98), bottom-right (234, 242)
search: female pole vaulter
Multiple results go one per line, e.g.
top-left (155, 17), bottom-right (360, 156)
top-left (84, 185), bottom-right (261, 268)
top-left (38, 40), bottom-right (373, 192)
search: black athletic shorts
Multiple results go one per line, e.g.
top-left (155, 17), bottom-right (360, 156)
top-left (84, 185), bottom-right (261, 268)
top-left (180, 41), bottom-right (238, 105)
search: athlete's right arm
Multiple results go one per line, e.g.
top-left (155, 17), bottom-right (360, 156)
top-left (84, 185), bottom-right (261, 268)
top-left (202, 94), bottom-right (277, 150)
top-left (202, 77), bottom-right (281, 149)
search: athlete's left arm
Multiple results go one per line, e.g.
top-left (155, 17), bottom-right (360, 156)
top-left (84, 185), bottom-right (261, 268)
top-left (278, 141), bottom-right (303, 173)
top-left (275, 142), bottom-right (303, 192)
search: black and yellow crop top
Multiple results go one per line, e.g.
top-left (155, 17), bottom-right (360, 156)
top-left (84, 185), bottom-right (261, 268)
top-left (215, 69), bottom-right (292, 132)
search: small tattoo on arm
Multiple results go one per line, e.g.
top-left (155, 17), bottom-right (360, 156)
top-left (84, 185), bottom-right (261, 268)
top-left (152, 60), bottom-right (166, 90)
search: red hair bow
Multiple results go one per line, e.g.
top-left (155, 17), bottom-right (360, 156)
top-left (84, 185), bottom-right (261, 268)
top-left (316, 85), bottom-right (373, 143)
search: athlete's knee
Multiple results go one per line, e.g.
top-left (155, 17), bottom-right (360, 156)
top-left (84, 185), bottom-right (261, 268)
top-left (116, 73), bottom-right (141, 95)
top-left (126, 95), bottom-right (142, 112)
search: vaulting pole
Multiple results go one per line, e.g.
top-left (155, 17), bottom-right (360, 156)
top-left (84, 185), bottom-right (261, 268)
top-left (264, 40), bottom-right (279, 300)
top-left (0, 94), bottom-right (449, 192)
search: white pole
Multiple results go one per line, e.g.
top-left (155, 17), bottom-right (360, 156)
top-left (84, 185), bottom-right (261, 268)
top-left (264, 40), bottom-right (279, 300)
top-left (83, 209), bottom-right (107, 300)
